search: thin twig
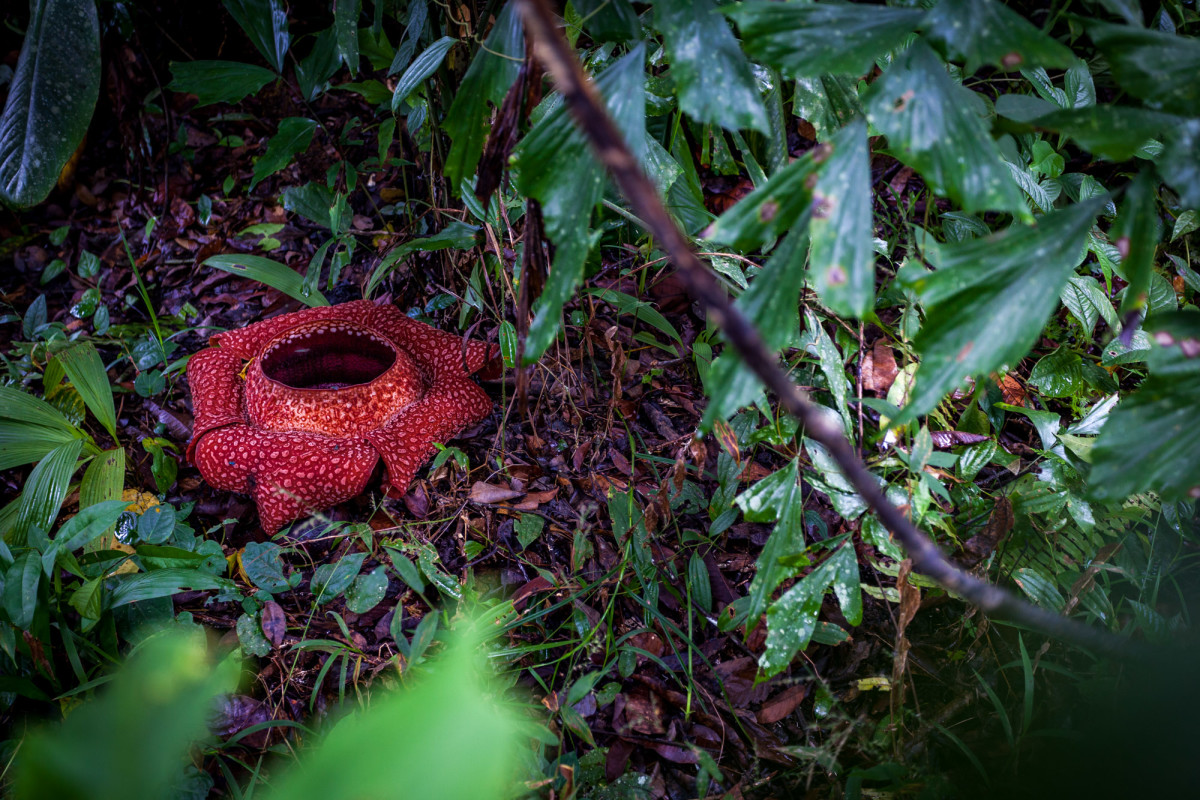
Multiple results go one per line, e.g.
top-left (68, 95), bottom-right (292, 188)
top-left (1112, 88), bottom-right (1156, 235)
top-left (515, 0), bottom-right (1144, 659)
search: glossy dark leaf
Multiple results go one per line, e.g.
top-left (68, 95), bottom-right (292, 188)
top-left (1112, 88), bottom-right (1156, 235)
top-left (391, 36), bottom-right (456, 111)
top-left (1158, 119), bottom-right (1200, 211)
top-left (222, 0), bottom-right (289, 72)
top-left (169, 60), bottom-right (276, 106)
top-left (1112, 169), bottom-right (1159, 318)
top-left (334, 0), bottom-right (360, 75)
top-left (443, 2), bottom-right (523, 190)
top-left (513, 47), bottom-right (645, 362)
top-left (761, 544), bottom-right (860, 676)
top-left (864, 40), bottom-right (1026, 216)
top-left (922, 0), bottom-right (1074, 73)
top-left (204, 254), bottom-right (329, 306)
top-left (727, 1), bottom-right (923, 78)
top-left (706, 148), bottom-right (818, 250)
top-left (1028, 105), bottom-right (1177, 162)
top-left (574, 0), bottom-right (641, 42)
top-left (1090, 311), bottom-right (1200, 501)
top-left (251, 117), bottom-right (318, 189)
top-left (0, 0), bottom-right (101, 207)
top-left (896, 200), bottom-right (1102, 423)
top-left (1088, 21), bottom-right (1200, 116)
top-left (810, 119), bottom-right (873, 318)
top-left (656, 0), bottom-right (767, 132)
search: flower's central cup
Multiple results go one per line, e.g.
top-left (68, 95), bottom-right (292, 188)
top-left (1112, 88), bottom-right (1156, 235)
top-left (244, 321), bottom-right (424, 436)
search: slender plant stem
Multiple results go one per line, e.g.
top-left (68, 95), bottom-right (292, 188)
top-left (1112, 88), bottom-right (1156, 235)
top-left (515, 0), bottom-right (1145, 659)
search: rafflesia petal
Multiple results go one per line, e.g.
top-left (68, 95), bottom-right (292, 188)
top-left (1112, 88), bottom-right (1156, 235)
top-left (186, 300), bottom-right (496, 534)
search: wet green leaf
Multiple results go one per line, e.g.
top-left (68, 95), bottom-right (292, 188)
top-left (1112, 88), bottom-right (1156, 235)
top-left (1029, 348), bottom-right (1085, 398)
top-left (204, 254), bottom-right (329, 306)
top-left (0, 0), bottom-right (100, 207)
top-left (237, 612), bottom-right (272, 656)
top-left (728, 2), bottom-right (922, 78)
top-left (1112, 169), bottom-right (1159, 318)
top-left (251, 117), bottom-right (318, 189)
top-left (1158, 118), bottom-right (1200, 210)
top-left (168, 60), bottom-right (276, 106)
top-left (443, 2), bottom-right (523, 189)
top-left (864, 40), bottom-right (1026, 217)
top-left (1029, 105), bottom-right (1176, 162)
top-left (922, 0), bottom-right (1074, 73)
top-left (310, 552), bottom-right (366, 604)
top-left (222, 0), bottom-right (290, 72)
top-left (656, 0), bottom-right (767, 132)
top-left (810, 119), bottom-right (873, 317)
top-left (707, 148), bottom-right (818, 250)
top-left (243, 541), bottom-right (291, 594)
top-left (334, 0), bottom-right (360, 75)
top-left (108, 569), bottom-right (237, 607)
top-left (345, 566), bottom-right (389, 614)
top-left (896, 200), bottom-right (1101, 423)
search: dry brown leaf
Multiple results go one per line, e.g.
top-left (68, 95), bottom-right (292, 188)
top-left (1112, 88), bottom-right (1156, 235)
top-left (468, 481), bottom-right (524, 504)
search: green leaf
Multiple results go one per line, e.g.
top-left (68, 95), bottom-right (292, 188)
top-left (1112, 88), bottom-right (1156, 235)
top-left (443, 2), bottom-right (523, 190)
top-left (3, 554), bottom-right (41, 630)
top-left (237, 612), bottom-right (272, 656)
top-left (1088, 21), bottom-right (1200, 116)
top-left (310, 552), bottom-right (366, 604)
top-left (12, 439), bottom-right (83, 544)
top-left (252, 117), bottom-right (318, 189)
top-left (204, 254), bottom-right (329, 306)
top-left (334, 0), bottom-right (361, 75)
top-left (54, 499), bottom-right (128, 552)
top-left (810, 119), bottom-right (873, 318)
top-left (921, 0), bottom-right (1075, 73)
top-left (168, 60), bottom-right (276, 106)
top-left (896, 200), bottom-right (1101, 423)
top-left (108, 569), bottom-right (238, 607)
top-left (514, 47), bottom-right (645, 362)
top-left (14, 633), bottom-right (238, 800)
top-left (583, 288), bottom-right (681, 344)
top-left (222, 0), bottom-right (290, 72)
top-left (864, 40), bottom-right (1026, 217)
top-left (1113, 169), bottom-right (1159, 318)
top-left (296, 27), bottom-right (341, 101)
top-left (69, 576), bottom-right (103, 620)
top-left (706, 147), bottom-right (819, 250)
top-left (806, 312), bottom-right (851, 435)
top-left (656, 0), bottom-right (767, 133)
top-left (391, 36), bottom-right (456, 111)
top-left (1090, 312), bottom-right (1200, 501)
top-left (1013, 568), bottom-right (1065, 612)
top-left (345, 566), bottom-right (388, 614)
top-left (514, 514), bottom-right (545, 550)
top-left (1158, 119), bottom-right (1200, 211)
top-left (1028, 348), bottom-right (1084, 398)
top-left (738, 1), bottom-right (923, 77)
top-left (261, 623), bottom-right (519, 800)
top-left (365, 221), bottom-right (481, 296)
top-left (760, 543), bottom-right (860, 676)
top-left (1060, 274), bottom-right (1117, 339)
top-left (737, 460), bottom-right (805, 624)
top-left (54, 341), bottom-right (116, 438)
top-left (1029, 105), bottom-right (1176, 162)
top-left (243, 541), bottom-right (291, 593)
top-left (0, 0), bottom-right (101, 208)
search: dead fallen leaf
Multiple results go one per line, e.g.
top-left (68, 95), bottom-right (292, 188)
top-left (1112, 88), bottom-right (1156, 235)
top-left (757, 683), bottom-right (808, 724)
top-left (468, 481), bottom-right (525, 504)
top-left (862, 338), bottom-right (900, 394)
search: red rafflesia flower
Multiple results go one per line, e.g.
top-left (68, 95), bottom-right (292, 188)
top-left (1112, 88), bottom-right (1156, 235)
top-left (186, 300), bottom-right (496, 534)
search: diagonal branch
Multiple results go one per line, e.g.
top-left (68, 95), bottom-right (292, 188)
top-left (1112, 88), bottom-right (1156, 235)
top-left (516, 0), bottom-right (1143, 659)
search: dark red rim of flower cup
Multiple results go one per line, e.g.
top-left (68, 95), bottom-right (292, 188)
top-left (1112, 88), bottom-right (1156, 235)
top-left (259, 324), bottom-right (399, 391)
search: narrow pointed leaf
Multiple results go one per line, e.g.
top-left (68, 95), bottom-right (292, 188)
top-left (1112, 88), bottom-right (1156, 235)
top-left (222, 0), bottom-right (290, 72)
top-left (0, 0), bottom-right (101, 208)
top-left (810, 119), bottom-right (873, 317)
top-left (54, 341), bottom-right (116, 438)
top-left (706, 148), bottom-right (819, 250)
top-left (203, 254), bottom-right (329, 306)
top-left (1113, 169), bottom-right (1159, 318)
top-left (334, 0), bottom-right (361, 75)
top-left (656, 0), bottom-right (767, 132)
top-left (864, 40), bottom-right (1026, 216)
top-left (12, 439), bottom-right (83, 544)
top-left (1028, 105), bottom-right (1177, 162)
top-left (443, 2), bottom-right (523, 189)
top-left (897, 200), bottom-right (1102, 423)
top-left (391, 36), bottom-right (456, 111)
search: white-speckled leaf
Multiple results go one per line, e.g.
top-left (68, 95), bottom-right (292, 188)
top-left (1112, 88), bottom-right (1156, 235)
top-left (864, 40), bottom-right (1026, 217)
top-left (0, 0), bottom-right (100, 208)
top-left (656, 0), bottom-right (768, 132)
top-left (922, 0), bottom-right (1075, 74)
top-left (810, 119), bottom-right (873, 318)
